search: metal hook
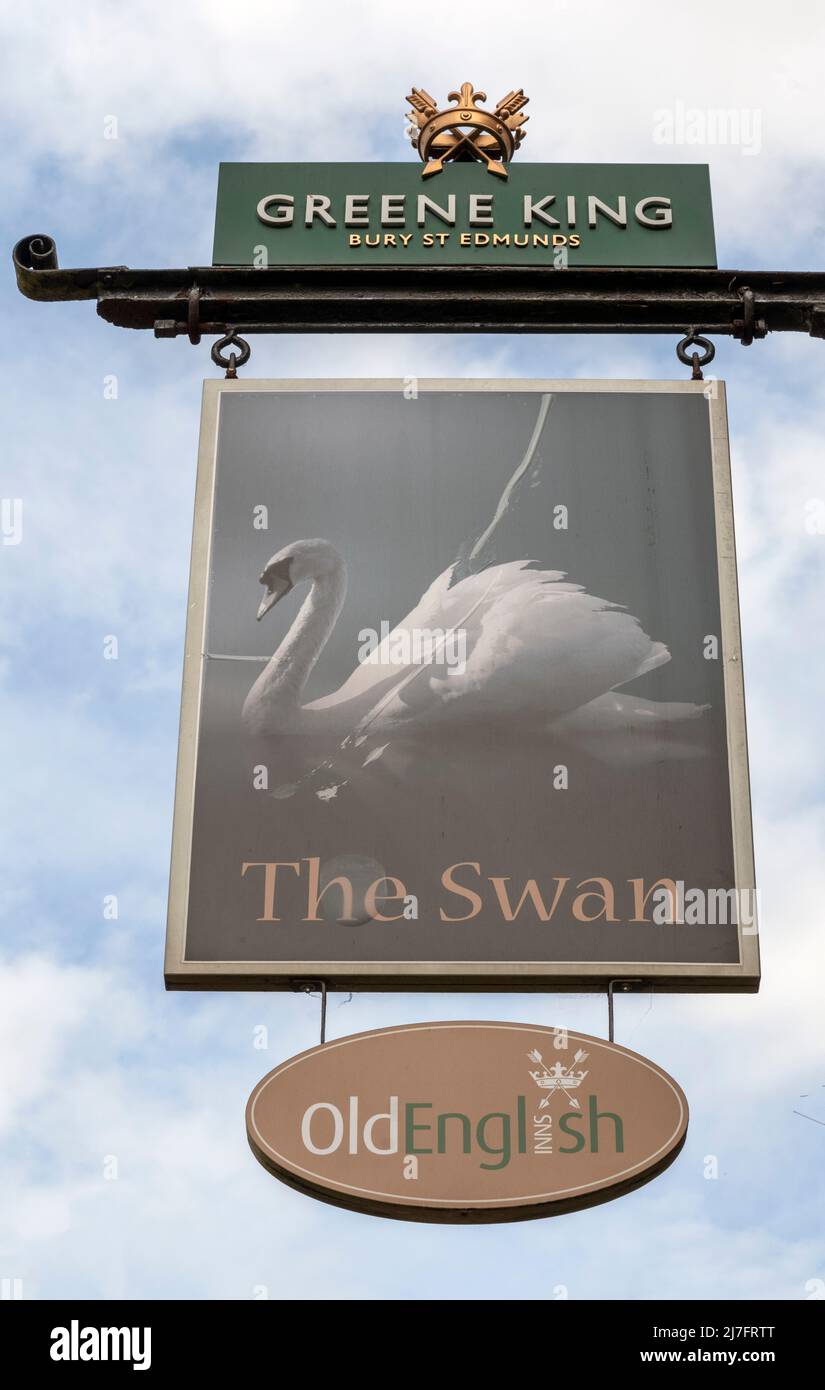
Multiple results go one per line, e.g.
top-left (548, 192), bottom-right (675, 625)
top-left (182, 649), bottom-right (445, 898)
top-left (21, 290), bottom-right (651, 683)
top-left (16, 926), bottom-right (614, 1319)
top-left (676, 331), bottom-right (716, 381)
top-left (211, 329), bottom-right (251, 379)
top-left (292, 979), bottom-right (328, 1045)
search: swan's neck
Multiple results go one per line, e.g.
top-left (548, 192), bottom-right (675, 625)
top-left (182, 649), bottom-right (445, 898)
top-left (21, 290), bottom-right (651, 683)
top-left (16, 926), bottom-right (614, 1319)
top-left (244, 566), bottom-right (347, 732)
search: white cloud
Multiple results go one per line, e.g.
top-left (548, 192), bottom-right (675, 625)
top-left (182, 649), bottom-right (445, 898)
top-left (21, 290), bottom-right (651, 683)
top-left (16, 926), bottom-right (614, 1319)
top-left (4, 0), bottom-right (825, 263)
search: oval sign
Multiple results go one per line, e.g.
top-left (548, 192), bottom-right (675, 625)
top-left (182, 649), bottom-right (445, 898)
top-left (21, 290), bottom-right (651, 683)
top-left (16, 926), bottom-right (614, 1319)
top-left (246, 1022), bottom-right (688, 1222)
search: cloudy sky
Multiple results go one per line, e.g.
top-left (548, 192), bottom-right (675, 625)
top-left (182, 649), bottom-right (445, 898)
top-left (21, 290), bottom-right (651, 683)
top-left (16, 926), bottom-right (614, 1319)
top-left (2, 0), bottom-right (824, 1300)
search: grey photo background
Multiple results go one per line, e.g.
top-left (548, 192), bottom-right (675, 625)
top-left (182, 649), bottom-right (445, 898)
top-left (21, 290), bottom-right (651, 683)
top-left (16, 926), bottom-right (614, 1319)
top-left (185, 389), bottom-right (738, 964)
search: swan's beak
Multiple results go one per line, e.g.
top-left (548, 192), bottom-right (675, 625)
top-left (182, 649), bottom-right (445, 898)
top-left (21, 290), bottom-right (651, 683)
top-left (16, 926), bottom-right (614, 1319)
top-left (256, 576), bottom-right (292, 620)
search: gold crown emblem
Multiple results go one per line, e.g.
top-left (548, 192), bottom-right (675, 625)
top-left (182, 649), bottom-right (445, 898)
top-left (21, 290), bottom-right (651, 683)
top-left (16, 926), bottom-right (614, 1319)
top-left (406, 82), bottom-right (529, 179)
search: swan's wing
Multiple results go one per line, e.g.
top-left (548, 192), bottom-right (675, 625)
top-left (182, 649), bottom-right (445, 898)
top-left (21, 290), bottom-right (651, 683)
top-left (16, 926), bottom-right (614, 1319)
top-left (304, 562), bottom-right (499, 716)
top-left (332, 562), bottom-right (563, 734)
top-left (457, 575), bottom-right (672, 715)
top-left (360, 564), bottom-right (673, 730)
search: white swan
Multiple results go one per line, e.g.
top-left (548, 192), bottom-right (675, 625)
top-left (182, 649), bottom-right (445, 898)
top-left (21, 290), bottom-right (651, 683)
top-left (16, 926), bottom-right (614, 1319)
top-left (241, 538), bottom-right (707, 761)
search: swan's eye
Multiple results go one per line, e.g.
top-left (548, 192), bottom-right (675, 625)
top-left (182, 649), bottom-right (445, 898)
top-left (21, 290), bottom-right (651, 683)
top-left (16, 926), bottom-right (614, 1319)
top-left (256, 556), bottom-right (295, 620)
top-left (261, 557), bottom-right (293, 587)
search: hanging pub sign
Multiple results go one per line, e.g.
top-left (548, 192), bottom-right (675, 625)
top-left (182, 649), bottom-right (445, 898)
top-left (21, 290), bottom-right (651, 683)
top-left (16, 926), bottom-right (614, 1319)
top-left (164, 379), bottom-right (758, 992)
top-left (212, 83), bottom-right (716, 270)
top-left (245, 1022), bottom-right (689, 1222)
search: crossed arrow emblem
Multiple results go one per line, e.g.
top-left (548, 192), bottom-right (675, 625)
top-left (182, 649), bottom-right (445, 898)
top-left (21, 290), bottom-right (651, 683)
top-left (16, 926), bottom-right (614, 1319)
top-left (407, 82), bottom-right (529, 180)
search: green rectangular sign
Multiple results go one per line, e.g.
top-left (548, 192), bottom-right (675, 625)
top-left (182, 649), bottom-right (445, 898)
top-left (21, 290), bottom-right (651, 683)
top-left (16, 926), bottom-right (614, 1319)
top-left (213, 161), bottom-right (716, 269)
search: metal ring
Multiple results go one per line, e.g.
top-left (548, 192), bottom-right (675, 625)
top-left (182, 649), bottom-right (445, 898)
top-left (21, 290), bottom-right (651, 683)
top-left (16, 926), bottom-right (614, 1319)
top-left (739, 287), bottom-right (755, 346)
top-left (211, 330), bottom-right (251, 377)
top-left (732, 287), bottom-right (767, 346)
top-left (676, 332), bottom-right (716, 368)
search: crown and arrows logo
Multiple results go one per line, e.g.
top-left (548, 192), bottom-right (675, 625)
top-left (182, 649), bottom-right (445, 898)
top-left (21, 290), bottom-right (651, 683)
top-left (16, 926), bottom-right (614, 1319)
top-left (406, 82), bottom-right (529, 179)
top-left (527, 1047), bottom-right (589, 1110)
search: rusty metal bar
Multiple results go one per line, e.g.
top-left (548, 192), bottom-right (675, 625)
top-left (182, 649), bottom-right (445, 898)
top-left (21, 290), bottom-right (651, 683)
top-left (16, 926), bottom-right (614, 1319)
top-left (13, 233), bottom-right (825, 339)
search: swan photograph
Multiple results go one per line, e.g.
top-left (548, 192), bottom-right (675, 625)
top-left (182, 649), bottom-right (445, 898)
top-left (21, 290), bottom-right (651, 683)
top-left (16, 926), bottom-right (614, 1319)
top-left (240, 391), bottom-right (708, 769)
top-left (167, 381), bottom-right (753, 988)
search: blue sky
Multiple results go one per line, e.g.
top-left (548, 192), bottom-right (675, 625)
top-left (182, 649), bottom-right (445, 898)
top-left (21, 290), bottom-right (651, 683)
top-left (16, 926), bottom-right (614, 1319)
top-left (1, 1), bottom-right (824, 1299)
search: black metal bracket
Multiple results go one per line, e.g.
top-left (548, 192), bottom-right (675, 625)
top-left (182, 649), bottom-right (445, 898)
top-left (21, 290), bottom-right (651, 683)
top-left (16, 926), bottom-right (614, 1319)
top-left (731, 286), bottom-right (768, 346)
top-left (607, 978), bottom-right (644, 1043)
top-left (291, 979), bottom-right (328, 1045)
top-left (13, 234), bottom-right (825, 342)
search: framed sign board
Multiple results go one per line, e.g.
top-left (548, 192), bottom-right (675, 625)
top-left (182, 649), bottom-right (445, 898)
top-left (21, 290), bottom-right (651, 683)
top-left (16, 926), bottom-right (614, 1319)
top-left (213, 162), bottom-right (717, 269)
top-left (165, 380), bottom-right (758, 992)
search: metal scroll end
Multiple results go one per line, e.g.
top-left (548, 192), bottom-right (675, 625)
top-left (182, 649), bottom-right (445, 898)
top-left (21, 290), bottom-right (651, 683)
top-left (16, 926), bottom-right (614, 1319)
top-left (13, 233), bottom-right (59, 273)
top-left (13, 234), bottom-right (60, 299)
